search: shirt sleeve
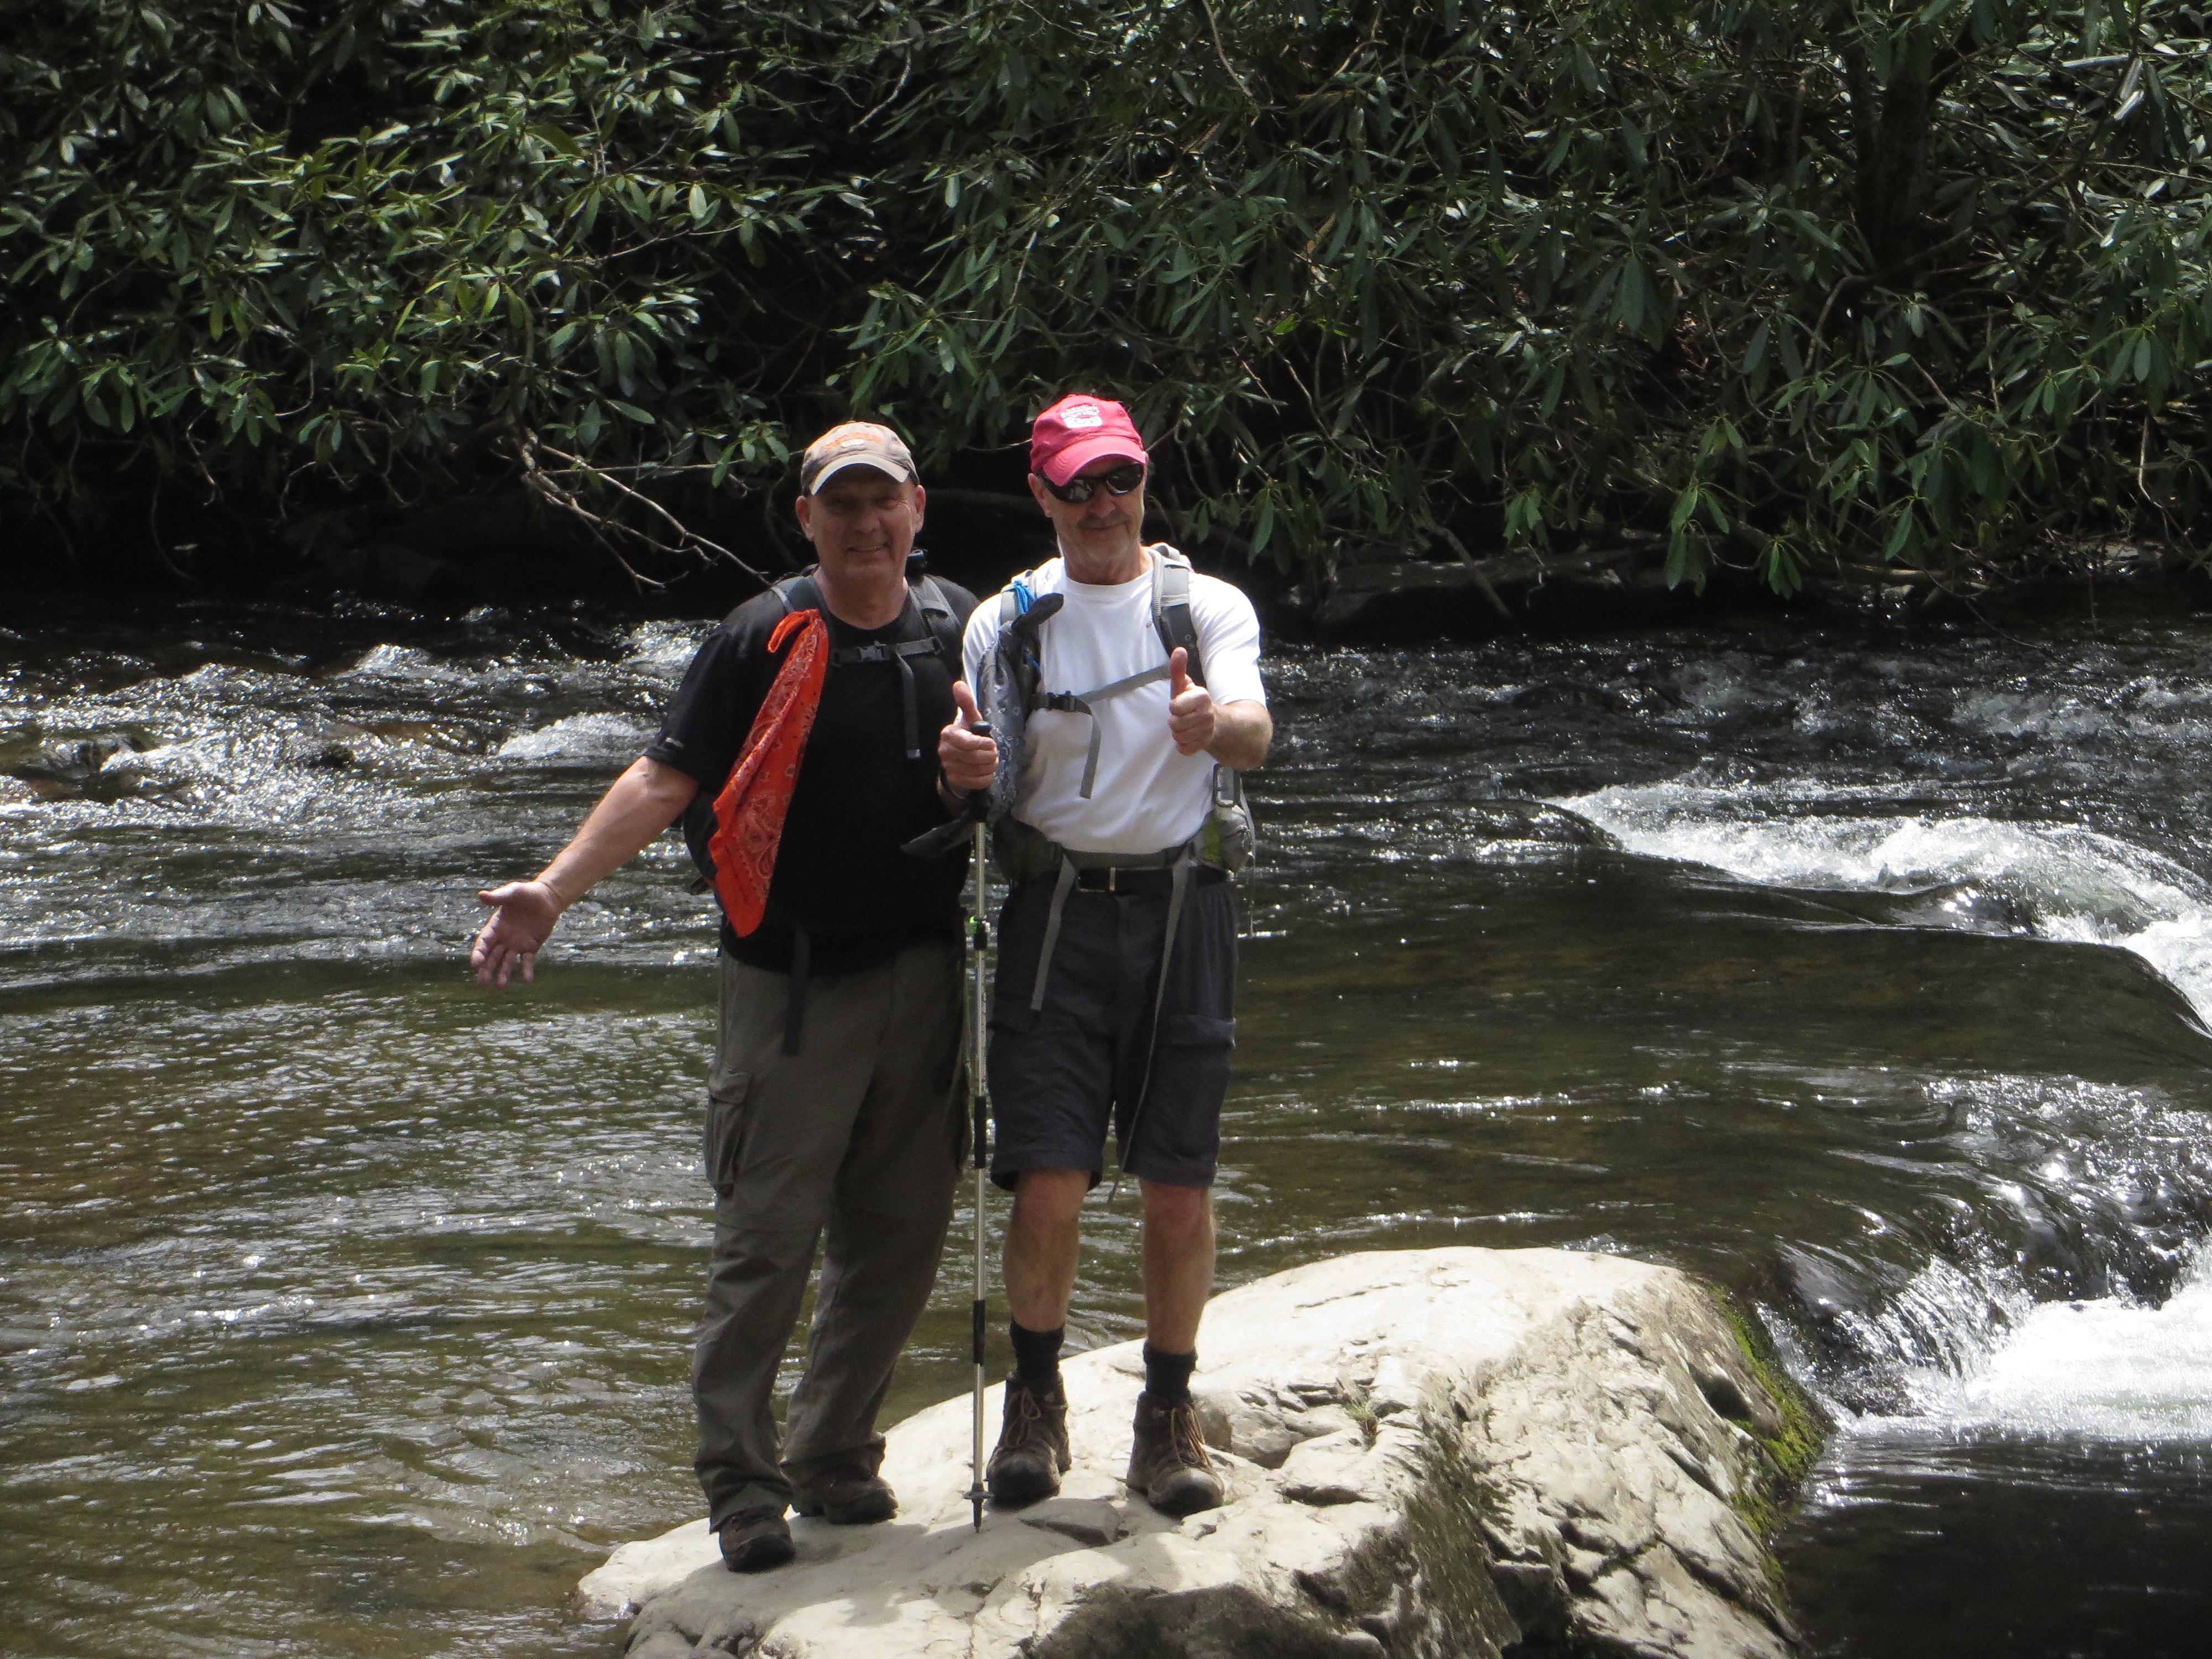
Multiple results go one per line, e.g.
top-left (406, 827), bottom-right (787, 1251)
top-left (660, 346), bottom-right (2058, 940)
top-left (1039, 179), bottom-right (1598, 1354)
top-left (643, 614), bottom-right (767, 787)
top-left (1191, 576), bottom-right (1267, 707)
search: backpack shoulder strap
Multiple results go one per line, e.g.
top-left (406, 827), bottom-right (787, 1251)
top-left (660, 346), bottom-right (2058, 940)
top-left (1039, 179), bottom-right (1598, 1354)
top-left (911, 572), bottom-right (963, 667)
top-left (1149, 547), bottom-right (1204, 687)
top-left (772, 569), bottom-right (821, 618)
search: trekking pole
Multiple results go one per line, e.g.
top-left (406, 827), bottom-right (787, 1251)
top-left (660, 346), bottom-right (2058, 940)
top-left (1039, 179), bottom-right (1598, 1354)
top-left (964, 739), bottom-right (994, 1532)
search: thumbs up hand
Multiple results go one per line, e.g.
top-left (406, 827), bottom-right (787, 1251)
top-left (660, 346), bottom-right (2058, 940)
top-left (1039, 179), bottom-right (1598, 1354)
top-left (938, 680), bottom-right (998, 793)
top-left (1166, 646), bottom-right (1215, 756)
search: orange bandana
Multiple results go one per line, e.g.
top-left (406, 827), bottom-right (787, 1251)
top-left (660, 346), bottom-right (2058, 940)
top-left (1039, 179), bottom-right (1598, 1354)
top-left (706, 609), bottom-right (828, 935)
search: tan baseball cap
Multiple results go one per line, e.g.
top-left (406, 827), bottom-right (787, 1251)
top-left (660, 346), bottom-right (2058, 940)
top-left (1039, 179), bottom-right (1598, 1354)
top-left (800, 421), bottom-right (917, 494)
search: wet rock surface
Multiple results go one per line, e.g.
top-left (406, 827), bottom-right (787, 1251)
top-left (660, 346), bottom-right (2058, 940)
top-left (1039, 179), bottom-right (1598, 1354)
top-left (582, 1248), bottom-right (1822, 1659)
top-left (1, 732), bottom-right (159, 801)
top-left (1456, 797), bottom-right (1619, 848)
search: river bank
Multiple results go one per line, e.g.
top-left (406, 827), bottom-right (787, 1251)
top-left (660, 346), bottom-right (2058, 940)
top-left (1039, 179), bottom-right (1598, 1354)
top-left (6, 592), bottom-right (2212, 1658)
top-left (12, 479), bottom-right (2205, 649)
top-left (1292, 538), bottom-right (2212, 641)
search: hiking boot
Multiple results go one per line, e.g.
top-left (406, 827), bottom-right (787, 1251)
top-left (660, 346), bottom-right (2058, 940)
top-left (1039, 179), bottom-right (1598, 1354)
top-left (987, 1373), bottom-right (1071, 1508)
top-left (791, 1465), bottom-right (896, 1525)
top-left (717, 1503), bottom-right (794, 1572)
top-left (1125, 1391), bottom-right (1224, 1516)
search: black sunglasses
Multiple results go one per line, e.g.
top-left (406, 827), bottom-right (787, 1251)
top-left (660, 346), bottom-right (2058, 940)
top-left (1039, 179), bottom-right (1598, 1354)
top-left (1040, 463), bottom-right (1146, 504)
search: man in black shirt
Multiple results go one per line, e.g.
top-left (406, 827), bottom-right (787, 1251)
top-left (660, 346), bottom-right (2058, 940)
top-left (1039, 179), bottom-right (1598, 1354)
top-left (470, 423), bottom-right (993, 1572)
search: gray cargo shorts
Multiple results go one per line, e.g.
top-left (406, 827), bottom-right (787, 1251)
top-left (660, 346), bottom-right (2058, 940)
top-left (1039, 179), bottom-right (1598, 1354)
top-left (987, 872), bottom-right (1237, 1190)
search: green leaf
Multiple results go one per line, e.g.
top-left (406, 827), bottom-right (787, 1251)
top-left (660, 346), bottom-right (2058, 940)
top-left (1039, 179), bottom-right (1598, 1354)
top-left (1741, 320), bottom-right (1770, 375)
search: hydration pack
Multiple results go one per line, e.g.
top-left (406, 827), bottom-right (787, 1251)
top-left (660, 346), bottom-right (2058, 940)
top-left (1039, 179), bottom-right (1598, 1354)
top-left (997, 546), bottom-right (1255, 873)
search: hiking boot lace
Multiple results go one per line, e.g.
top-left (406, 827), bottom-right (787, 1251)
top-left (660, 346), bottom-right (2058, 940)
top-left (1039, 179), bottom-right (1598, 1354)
top-left (1166, 1401), bottom-right (1212, 1470)
top-left (1001, 1379), bottom-right (1058, 1452)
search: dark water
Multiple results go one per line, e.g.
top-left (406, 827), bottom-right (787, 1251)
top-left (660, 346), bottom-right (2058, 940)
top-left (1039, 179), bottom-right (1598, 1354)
top-left (4, 595), bottom-right (2211, 1656)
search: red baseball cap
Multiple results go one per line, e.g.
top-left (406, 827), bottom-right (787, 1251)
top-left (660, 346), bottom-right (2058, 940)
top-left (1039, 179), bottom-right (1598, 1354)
top-left (1029, 394), bottom-right (1148, 486)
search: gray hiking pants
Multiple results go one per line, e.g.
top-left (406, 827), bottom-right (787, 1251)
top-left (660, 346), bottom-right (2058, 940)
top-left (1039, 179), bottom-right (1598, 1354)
top-left (693, 940), bottom-right (963, 1524)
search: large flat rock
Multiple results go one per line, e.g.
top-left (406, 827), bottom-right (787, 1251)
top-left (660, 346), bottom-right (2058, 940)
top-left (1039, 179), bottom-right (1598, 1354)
top-left (581, 1246), bottom-right (1823, 1659)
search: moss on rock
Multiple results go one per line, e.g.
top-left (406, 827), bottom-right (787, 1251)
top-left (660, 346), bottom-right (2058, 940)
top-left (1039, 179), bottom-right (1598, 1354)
top-left (1718, 1294), bottom-right (1830, 1544)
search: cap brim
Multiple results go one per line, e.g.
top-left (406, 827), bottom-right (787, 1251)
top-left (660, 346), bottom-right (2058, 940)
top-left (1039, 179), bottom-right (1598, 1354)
top-left (1039, 435), bottom-right (1148, 486)
top-left (806, 457), bottom-right (913, 494)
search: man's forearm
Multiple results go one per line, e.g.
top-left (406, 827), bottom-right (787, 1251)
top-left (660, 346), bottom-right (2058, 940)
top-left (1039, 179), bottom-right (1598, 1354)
top-left (536, 757), bottom-right (700, 908)
top-left (1206, 700), bottom-right (1272, 772)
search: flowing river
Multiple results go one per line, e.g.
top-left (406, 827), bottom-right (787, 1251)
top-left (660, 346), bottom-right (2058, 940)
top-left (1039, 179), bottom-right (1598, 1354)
top-left (4, 591), bottom-right (2210, 1657)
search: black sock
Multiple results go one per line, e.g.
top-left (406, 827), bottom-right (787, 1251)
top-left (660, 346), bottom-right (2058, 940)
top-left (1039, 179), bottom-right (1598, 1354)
top-left (1143, 1344), bottom-right (1197, 1406)
top-left (1010, 1320), bottom-right (1065, 1391)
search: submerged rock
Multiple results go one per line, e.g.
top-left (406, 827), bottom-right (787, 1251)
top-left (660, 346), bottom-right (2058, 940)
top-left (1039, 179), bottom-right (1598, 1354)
top-left (12, 735), bottom-right (131, 784)
top-left (1889, 881), bottom-right (2036, 935)
top-left (582, 1248), bottom-right (1824, 1659)
top-left (1458, 799), bottom-right (1620, 849)
top-left (1814, 880), bottom-right (2040, 938)
top-left (6, 734), bottom-right (151, 800)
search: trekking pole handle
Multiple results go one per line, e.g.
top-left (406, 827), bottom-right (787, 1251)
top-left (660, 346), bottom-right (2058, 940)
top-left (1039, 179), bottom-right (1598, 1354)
top-left (966, 720), bottom-right (993, 802)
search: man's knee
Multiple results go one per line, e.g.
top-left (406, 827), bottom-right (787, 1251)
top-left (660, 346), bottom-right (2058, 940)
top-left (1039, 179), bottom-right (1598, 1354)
top-left (1137, 1178), bottom-right (1213, 1234)
top-left (1011, 1167), bottom-right (1091, 1225)
top-left (821, 1202), bottom-right (944, 1265)
top-left (705, 1222), bottom-right (818, 1285)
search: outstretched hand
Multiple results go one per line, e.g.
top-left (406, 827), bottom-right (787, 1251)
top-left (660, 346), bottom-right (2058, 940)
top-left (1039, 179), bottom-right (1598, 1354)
top-left (938, 680), bottom-right (998, 794)
top-left (1166, 647), bottom-right (1215, 756)
top-left (472, 880), bottom-right (562, 987)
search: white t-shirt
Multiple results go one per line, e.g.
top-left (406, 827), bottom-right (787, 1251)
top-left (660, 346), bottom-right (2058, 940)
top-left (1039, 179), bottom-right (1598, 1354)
top-left (962, 546), bottom-right (1267, 856)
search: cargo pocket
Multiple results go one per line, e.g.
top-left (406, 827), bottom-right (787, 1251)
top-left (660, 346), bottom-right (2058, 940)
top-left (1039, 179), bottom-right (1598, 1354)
top-left (1155, 1014), bottom-right (1235, 1102)
top-left (1156, 1015), bottom-right (1235, 1128)
top-left (983, 1001), bottom-right (1043, 1141)
top-left (1129, 1014), bottom-right (1237, 1174)
top-left (702, 1071), bottom-right (753, 1199)
top-left (1162, 1014), bottom-right (1236, 1048)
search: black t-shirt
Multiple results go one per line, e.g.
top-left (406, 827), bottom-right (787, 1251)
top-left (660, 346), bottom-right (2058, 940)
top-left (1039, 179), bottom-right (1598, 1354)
top-left (646, 576), bottom-right (978, 974)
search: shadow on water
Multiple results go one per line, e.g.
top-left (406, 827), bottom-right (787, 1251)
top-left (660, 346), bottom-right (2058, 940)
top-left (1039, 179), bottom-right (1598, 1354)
top-left (6, 596), bottom-right (2212, 1656)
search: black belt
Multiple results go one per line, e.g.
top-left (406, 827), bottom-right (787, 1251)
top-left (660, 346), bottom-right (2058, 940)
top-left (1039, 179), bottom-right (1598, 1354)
top-left (1072, 864), bottom-right (1228, 896)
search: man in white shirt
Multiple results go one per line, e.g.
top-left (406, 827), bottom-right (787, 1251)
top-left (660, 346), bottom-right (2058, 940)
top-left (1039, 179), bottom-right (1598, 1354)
top-left (938, 393), bottom-right (1271, 1515)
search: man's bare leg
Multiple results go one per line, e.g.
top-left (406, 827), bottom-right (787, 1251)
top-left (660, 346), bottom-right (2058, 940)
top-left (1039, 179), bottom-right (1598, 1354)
top-left (1137, 1179), bottom-right (1214, 1352)
top-left (1004, 1167), bottom-right (1088, 1329)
